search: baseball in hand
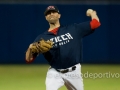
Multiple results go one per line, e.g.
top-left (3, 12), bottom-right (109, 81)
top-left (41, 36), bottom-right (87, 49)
top-left (86, 9), bottom-right (93, 16)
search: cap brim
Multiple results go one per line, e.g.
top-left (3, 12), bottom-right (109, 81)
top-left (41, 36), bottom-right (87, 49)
top-left (44, 9), bottom-right (58, 16)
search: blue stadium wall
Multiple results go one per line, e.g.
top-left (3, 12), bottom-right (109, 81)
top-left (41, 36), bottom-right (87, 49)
top-left (0, 4), bottom-right (120, 64)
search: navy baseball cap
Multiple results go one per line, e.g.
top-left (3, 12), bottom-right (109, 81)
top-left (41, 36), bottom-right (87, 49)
top-left (44, 6), bottom-right (60, 16)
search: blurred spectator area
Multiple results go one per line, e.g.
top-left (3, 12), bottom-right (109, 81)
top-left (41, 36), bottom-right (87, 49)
top-left (0, 0), bottom-right (120, 4)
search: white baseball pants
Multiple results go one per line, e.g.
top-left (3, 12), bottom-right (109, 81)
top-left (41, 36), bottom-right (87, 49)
top-left (45, 63), bottom-right (84, 90)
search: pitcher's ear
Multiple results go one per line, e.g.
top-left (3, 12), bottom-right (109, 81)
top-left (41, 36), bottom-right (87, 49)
top-left (59, 14), bottom-right (61, 18)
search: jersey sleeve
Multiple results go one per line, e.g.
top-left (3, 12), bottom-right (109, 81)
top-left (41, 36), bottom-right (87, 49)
top-left (75, 21), bottom-right (94, 37)
top-left (33, 34), bottom-right (42, 42)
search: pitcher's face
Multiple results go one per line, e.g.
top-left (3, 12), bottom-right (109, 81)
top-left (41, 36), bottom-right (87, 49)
top-left (45, 11), bottom-right (61, 23)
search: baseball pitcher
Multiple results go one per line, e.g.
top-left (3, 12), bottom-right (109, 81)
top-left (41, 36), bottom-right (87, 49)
top-left (26, 5), bottom-right (101, 90)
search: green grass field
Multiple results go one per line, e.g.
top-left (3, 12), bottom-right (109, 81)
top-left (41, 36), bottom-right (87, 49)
top-left (0, 64), bottom-right (120, 90)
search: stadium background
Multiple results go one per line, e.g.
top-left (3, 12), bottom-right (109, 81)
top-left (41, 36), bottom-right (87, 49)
top-left (0, 0), bottom-right (120, 90)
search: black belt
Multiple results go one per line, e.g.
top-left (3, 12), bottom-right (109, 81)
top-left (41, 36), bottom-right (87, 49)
top-left (56, 66), bottom-right (76, 73)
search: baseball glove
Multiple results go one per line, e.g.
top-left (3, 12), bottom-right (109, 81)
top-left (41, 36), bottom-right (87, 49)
top-left (30, 39), bottom-right (53, 54)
